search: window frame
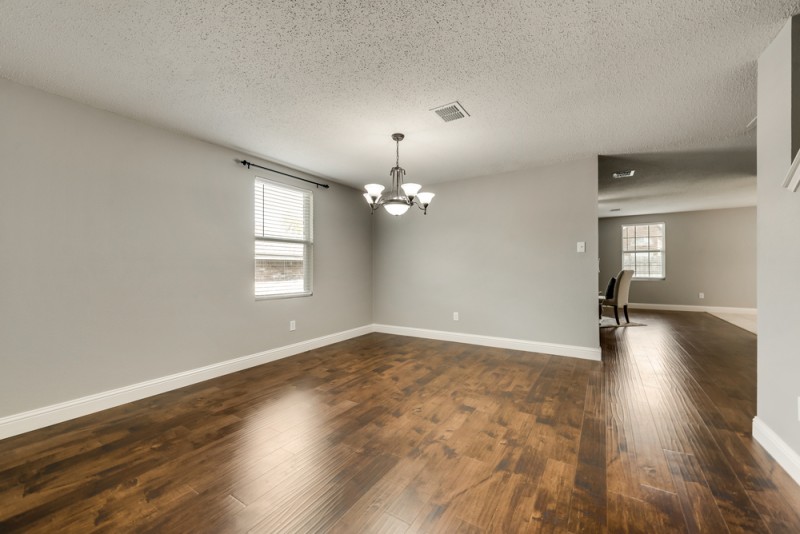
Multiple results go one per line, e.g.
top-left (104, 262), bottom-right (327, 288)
top-left (621, 222), bottom-right (666, 281)
top-left (254, 178), bottom-right (314, 300)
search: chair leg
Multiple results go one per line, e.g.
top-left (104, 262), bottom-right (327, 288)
top-left (614, 306), bottom-right (620, 325)
top-left (623, 305), bottom-right (629, 323)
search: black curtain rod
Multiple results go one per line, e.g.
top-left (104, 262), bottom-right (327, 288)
top-left (238, 160), bottom-right (330, 189)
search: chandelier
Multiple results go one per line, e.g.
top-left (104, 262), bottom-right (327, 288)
top-left (363, 133), bottom-right (435, 216)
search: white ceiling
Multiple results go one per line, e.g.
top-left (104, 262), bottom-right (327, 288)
top-left (599, 132), bottom-right (757, 217)
top-left (0, 1), bottom-right (797, 189)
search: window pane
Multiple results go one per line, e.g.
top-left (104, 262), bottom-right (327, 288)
top-left (635, 225), bottom-right (648, 238)
top-left (649, 224), bottom-right (663, 237)
top-left (650, 252), bottom-right (663, 276)
top-left (255, 181), bottom-right (311, 240)
top-left (255, 241), bottom-right (308, 296)
top-left (623, 253), bottom-right (634, 269)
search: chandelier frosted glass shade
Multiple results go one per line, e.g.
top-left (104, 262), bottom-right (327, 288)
top-left (416, 191), bottom-right (435, 206)
top-left (363, 133), bottom-right (435, 216)
top-left (364, 183), bottom-right (385, 197)
top-left (383, 200), bottom-right (411, 216)
top-left (400, 183), bottom-right (422, 198)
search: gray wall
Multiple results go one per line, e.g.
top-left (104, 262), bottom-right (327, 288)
top-left (0, 78), bottom-right (372, 417)
top-left (372, 158), bottom-right (600, 350)
top-left (598, 208), bottom-right (756, 308)
top-left (757, 18), bottom-right (800, 459)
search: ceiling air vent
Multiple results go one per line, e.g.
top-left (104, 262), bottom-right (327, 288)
top-left (431, 101), bottom-right (470, 122)
top-left (612, 170), bottom-right (636, 179)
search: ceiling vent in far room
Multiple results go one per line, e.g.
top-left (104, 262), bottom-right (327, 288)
top-left (431, 101), bottom-right (470, 122)
top-left (612, 170), bottom-right (636, 179)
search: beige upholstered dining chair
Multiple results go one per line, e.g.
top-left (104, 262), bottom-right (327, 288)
top-left (601, 269), bottom-right (634, 325)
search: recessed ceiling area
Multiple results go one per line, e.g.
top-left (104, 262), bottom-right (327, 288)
top-left (0, 1), bottom-right (795, 187)
top-left (598, 133), bottom-right (757, 217)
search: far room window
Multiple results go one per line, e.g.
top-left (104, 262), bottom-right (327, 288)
top-left (254, 179), bottom-right (313, 299)
top-left (622, 223), bottom-right (665, 279)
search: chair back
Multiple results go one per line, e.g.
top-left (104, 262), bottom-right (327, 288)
top-left (614, 269), bottom-right (634, 306)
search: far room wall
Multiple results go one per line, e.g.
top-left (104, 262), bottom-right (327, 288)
top-left (373, 158), bottom-right (600, 352)
top-left (598, 207), bottom-right (756, 309)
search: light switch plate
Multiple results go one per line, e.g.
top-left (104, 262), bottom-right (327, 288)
top-left (577, 241), bottom-right (586, 253)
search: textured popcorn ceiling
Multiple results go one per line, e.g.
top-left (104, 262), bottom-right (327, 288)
top-left (0, 1), bottom-right (797, 198)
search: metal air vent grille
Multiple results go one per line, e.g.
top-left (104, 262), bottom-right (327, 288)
top-left (431, 101), bottom-right (470, 122)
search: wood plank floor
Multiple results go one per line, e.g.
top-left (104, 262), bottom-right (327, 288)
top-left (1, 311), bottom-right (799, 532)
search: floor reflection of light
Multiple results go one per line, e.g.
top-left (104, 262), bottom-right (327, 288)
top-left (243, 387), bottom-right (322, 461)
top-left (223, 387), bottom-right (360, 530)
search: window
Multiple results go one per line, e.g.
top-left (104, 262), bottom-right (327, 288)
top-left (622, 223), bottom-right (665, 279)
top-left (254, 179), bottom-right (313, 298)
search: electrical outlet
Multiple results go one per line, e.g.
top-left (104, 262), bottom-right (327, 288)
top-left (699, 292), bottom-right (705, 299)
top-left (453, 312), bottom-right (459, 321)
top-left (289, 320), bottom-right (296, 331)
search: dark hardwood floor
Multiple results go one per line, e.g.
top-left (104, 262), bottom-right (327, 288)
top-left (1, 311), bottom-right (799, 532)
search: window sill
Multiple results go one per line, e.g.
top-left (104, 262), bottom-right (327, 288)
top-left (256, 292), bottom-right (313, 301)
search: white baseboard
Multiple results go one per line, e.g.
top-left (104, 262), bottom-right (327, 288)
top-left (752, 416), bottom-right (800, 487)
top-left (0, 323), bottom-right (601, 441)
top-left (372, 324), bottom-right (602, 362)
top-left (630, 303), bottom-right (757, 315)
top-left (0, 325), bottom-right (372, 441)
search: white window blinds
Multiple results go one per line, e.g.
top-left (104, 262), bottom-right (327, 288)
top-left (254, 179), bottom-right (313, 298)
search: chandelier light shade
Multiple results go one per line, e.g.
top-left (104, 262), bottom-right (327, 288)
top-left (363, 133), bottom-right (435, 216)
